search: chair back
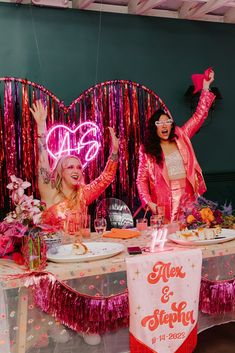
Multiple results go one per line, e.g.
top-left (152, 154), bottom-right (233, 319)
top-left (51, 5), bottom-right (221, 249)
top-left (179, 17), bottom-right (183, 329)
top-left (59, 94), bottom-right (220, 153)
top-left (96, 198), bottom-right (134, 230)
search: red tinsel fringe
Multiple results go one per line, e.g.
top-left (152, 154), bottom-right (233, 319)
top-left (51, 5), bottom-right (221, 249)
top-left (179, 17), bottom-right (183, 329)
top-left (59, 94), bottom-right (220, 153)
top-left (199, 276), bottom-right (235, 314)
top-left (26, 272), bottom-right (129, 334)
top-left (3, 269), bottom-right (235, 334)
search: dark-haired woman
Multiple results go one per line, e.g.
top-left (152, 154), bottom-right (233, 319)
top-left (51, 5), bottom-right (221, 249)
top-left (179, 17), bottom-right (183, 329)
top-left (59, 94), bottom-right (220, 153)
top-left (137, 71), bottom-right (215, 222)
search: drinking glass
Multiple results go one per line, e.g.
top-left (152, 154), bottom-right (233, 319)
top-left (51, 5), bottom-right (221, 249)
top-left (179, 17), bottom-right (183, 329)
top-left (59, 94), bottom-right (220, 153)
top-left (150, 215), bottom-right (159, 230)
top-left (136, 218), bottom-right (148, 232)
top-left (156, 205), bottom-right (165, 227)
top-left (94, 217), bottom-right (107, 236)
top-left (64, 211), bottom-right (82, 243)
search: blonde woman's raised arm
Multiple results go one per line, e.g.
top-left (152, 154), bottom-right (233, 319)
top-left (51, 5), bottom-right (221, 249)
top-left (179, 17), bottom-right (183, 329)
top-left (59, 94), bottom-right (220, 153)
top-left (30, 101), bottom-right (53, 197)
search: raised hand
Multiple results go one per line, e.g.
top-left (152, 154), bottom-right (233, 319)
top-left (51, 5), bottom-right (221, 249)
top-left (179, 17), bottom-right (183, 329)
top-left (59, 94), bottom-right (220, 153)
top-left (148, 201), bottom-right (157, 214)
top-left (108, 127), bottom-right (119, 154)
top-left (30, 100), bottom-right (47, 132)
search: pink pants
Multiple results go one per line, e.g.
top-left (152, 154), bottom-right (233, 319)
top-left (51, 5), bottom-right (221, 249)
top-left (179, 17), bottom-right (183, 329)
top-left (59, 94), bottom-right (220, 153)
top-left (170, 178), bottom-right (196, 222)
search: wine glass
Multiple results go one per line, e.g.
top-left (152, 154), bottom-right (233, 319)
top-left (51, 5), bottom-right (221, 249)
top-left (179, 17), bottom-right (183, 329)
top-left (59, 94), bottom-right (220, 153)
top-left (94, 217), bottom-right (107, 236)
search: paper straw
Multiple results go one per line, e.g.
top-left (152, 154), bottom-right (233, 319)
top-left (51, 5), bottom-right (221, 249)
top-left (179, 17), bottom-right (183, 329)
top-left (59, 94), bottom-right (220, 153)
top-left (143, 206), bottom-right (149, 220)
top-left (132, 205), bottom-right (143, 219)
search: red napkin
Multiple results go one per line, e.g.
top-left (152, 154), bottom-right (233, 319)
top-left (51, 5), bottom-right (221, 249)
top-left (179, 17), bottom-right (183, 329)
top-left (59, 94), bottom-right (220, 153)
top-left (191, 67), bottom-right (213, 93)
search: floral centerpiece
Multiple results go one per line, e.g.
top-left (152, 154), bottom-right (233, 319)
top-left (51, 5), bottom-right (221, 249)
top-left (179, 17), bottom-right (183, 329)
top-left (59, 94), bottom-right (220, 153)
top-left (0, 175), bottom-right (47, 269)
top-left (179, 196), bottom-right (235, 230)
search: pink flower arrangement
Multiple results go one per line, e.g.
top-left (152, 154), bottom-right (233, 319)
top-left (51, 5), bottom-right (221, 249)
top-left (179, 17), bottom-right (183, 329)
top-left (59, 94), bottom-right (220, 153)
top-left (179, 197), bottom-right (225, 230)
top-left (0, 221), bottom-right (28, 238)
top-left (4, 175), bottom-right (45, 228)
top-left (0, 176), bottom-right (45, 257)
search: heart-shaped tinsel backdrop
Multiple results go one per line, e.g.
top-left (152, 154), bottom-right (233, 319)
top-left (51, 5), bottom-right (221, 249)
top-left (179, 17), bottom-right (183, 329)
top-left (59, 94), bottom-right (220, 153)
top-left (0, 78), bottom-right (170, 213)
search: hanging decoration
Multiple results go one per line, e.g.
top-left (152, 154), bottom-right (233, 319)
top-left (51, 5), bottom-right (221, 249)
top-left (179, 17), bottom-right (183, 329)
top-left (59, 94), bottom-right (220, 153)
top-left (0, 77), bottom-right (170, 212)
top-left (200, 276), bottom-right (235, 314)
top-left (28, 272), bottom-right (129, 334)
top-left (2, 269), bottom-right (235, 338)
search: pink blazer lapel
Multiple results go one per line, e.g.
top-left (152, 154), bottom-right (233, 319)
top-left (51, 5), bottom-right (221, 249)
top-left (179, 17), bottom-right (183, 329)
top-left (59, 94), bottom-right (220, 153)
top-left (151, 158), bottom-right (170, 188)
top-left (175, 137), bottom-right (188, 165)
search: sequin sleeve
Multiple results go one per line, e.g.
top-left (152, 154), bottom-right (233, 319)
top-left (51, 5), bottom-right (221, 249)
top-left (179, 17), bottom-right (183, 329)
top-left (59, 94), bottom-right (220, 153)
top-left (83, 157), bottom-right (118, 205)
top-left (181, 90), bottom-right (215, 138)
top-left (136, 146), bottom-right (152, 207)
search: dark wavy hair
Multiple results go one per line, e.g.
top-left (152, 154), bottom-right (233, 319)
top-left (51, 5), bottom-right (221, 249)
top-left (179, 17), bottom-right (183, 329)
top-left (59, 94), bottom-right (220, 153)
top-left (143, 109), bottom-right (176, 166)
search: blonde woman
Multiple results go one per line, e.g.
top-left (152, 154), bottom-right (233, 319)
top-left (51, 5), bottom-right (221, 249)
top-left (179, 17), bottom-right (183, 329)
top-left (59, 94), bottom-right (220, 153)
top-left (30, 100), bottom-right (119, 230)
top-left (30, 101), bottom-right (119, 346)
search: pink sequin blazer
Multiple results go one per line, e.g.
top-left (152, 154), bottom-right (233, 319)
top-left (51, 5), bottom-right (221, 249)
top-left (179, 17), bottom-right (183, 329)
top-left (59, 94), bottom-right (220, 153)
top-left (136, 90), bottom-right (215, 215)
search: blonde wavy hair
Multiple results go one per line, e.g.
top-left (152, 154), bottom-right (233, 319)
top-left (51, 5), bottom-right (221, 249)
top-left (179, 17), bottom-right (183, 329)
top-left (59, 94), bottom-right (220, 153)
top-left (51, 155), bottom-right (86, 211)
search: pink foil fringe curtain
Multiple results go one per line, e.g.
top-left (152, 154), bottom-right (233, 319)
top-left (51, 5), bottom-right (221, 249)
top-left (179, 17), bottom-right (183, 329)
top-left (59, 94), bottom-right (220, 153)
top-left (2, 270), bottom-right (235, 335)
top-left (25, 272), bottom-right (129, 334)
top-left (199, 277), bottom-right (235, 314)
top-left (0, 77), bottom-right (170, 212)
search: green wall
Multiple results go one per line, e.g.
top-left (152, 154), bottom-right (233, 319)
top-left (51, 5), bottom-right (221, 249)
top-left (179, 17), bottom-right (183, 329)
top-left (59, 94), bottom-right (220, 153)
top-left (0, 3), bottom-right (234, 203)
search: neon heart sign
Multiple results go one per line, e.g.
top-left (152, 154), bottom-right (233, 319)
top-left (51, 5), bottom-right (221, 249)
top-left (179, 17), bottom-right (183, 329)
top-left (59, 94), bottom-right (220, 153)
top-left (46, 122), bottom-right (101, 169)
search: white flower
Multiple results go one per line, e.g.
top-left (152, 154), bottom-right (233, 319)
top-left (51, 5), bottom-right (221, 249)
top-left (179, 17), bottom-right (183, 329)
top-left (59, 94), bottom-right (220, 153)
top-left (7, 175), bottom-right (31, 205)
top-left (32, 213), bottom-right (42, 225)
top-left (7, 175), bottom-right (31, 192)
top-left (19, 195), bottom-right (34, 212)
top-left (32, 199), bottom-right (41, 206)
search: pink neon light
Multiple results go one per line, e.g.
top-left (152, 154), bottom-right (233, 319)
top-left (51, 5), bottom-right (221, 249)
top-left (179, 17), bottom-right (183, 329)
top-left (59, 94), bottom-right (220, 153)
top-left (46, 122), bottom-right (101, 168)
top-left (150, 227), bottom-right (168, 252)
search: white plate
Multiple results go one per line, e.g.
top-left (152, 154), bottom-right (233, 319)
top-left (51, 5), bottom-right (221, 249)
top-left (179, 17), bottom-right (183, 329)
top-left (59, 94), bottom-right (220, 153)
top-left (168, 228), bottom-right (235, 246)
top-left (47, 242), bottom-right (125, 263)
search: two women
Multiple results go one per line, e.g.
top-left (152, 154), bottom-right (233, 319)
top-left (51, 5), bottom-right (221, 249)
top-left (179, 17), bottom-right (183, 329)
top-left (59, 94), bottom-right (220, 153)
top-left (31, 70), bottom-right (215, 226)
